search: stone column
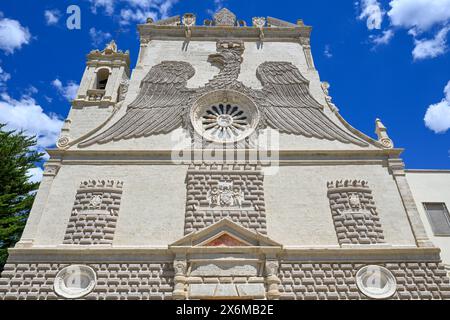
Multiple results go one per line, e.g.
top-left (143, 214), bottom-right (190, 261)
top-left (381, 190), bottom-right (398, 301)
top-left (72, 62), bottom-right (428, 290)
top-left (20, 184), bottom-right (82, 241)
top-left (389, 159), bottom-right (433, 247)
top-left (299, 37), bottom-right (315, 70)
top-left (264, 259), bottom-right (281, 300)
top-left (16, 162), bottom-right (61, 248)
top-left (172, 256), bottom-right (188, 300)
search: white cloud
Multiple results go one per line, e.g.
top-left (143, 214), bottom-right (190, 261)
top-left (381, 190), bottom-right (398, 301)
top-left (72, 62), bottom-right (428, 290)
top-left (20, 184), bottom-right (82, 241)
top-left (27, 167), bottom-right (43, 183)
top-left (0, 12), bottom-right (31, 54)
top-left (324, 45), bottom-right (333, 58)
top-left (89, 0), bottom-right (115, 15)
top-left (90, 0), bottom-right (178, 24)
top-left (207, 0), bottom-right (226, 16)
top-left (52, 78), bottom-right (79, 101)
top-left (119, 8), bottom-right (157, 25)
top-left (359, 0), bottom-right (385, 30)
top-left (89, 27), bottom-right (112, 47)
top-left (359, 0), bottom-right (450, 59)
top-left (44, 9), bottom-right (61, 25)
top-left (412, 26), bottom-right (450, 60)
top-left (0, 93), bottom-right (63, 149)
top-left (370, 29), bottom-right (395, 45)
top-left (0, 66), bottom-right (11, 86)
top-left (388, 0), bottom-right (450, 32)
top-left (424, 80), bottom-right (450, 133)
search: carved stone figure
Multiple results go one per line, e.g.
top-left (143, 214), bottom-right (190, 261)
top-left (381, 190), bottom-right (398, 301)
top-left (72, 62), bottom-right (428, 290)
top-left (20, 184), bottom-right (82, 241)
top-left (209, 186), bottom-right (220, 207)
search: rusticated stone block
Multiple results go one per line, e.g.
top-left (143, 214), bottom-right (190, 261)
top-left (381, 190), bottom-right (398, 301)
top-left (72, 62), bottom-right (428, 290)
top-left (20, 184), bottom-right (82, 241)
top-left (63, 180), bottom-right (123, 245)
top-left (278, 262), bottom-right (450, 300)
top-left (327, 180), bottom-right (385, 245)
top-left (184, 163), bottom-right (266, 234)
top-left (0, 262), bottom-right (173, 300)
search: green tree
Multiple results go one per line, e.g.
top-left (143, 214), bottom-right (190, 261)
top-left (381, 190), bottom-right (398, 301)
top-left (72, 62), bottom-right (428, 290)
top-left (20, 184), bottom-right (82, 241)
top-left (0, 124), bottom-right (43, 272)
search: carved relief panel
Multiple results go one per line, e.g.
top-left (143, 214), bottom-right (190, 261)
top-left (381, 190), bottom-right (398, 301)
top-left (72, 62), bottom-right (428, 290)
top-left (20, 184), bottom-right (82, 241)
top-left (184, 163), bottom-right (266, 235)
top-left (63, 179), bottom-right (123, 245)
top-left (327, 180), bottom-right (385, 245)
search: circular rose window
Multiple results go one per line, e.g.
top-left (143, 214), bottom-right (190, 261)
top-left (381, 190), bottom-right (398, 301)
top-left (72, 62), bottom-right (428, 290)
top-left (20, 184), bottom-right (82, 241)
top-left (356, 265), bottom-right (397, 299)
top-left (54, 265), bottom-right (97, 299)
top-left (191, 90), bottom-right (259, 143)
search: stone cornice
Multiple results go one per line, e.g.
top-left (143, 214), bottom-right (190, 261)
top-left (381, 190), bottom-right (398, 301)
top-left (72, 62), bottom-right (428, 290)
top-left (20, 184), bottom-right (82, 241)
top-left (405, 169), bottom-right (450, 173)
top-left (47, 148), bottom-right (404, 158)
top-left (138, 24), bottom-right (312, 42)
top-left (87, 51), bottom-right (130, 68)
top-left (7, 245), bottom-right (441, 262)
top-left (45, 148), bottom-right (404, 165)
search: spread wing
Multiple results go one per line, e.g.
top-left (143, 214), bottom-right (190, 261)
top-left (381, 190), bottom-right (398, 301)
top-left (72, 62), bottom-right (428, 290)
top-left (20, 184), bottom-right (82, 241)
top-left (256, 62), bottom-right (367, 146)
top-left (79, 61), bottom-right (195, 146)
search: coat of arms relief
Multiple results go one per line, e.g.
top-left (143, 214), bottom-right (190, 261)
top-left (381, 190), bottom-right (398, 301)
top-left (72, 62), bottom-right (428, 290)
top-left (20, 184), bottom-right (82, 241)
top-left (208, 181), bottom-right (244, 208)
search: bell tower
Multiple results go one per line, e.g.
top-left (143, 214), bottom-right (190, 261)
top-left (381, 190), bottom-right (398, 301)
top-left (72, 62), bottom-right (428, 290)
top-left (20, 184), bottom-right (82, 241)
top-left (56, 40), bottom-right (130, 149)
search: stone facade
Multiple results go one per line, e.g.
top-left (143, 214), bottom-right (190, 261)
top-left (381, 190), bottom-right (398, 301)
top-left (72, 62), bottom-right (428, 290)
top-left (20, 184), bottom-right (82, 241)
top-left (278, 262), bottom-right (450, 300)
top-left (0, 262), bottom-right (173, 300)
top-left (1, 8), bottom-right (449, 301)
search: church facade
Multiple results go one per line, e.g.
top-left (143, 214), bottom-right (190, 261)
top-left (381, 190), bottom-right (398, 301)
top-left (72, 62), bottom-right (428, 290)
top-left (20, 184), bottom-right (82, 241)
top-left (1, 8), bottom-right (449, 300)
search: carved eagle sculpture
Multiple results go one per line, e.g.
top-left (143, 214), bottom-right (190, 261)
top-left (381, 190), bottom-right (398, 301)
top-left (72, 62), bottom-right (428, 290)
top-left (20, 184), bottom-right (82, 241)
top-left (80, 44), bottom-right (367, 147)
top-left (256, 62), bottom-right (366, 146)
top-left (79, 61), bottom-right (195, 146)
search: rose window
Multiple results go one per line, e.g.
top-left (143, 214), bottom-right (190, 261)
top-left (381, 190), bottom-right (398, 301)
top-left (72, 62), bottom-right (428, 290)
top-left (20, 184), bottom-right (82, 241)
top-left (191, 90), bottom-right (259, 143)
top-left (201, 104), bottom-right (249, 140)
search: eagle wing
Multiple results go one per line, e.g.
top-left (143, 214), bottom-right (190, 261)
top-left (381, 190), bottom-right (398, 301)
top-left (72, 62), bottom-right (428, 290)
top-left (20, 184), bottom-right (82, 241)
top-left (256, 62), bottom-right (367, 146)
top-left (79, 61), bottom-right (195, 146)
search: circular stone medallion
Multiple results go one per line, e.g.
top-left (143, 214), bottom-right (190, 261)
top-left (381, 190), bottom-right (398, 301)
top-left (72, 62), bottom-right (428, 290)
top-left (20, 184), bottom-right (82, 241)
top-left (356, 265), bottom-right (397, 299)
top-left (54, 265), bottom-right (97, 299)
top-left (190, 90), bottom-right (259, 143)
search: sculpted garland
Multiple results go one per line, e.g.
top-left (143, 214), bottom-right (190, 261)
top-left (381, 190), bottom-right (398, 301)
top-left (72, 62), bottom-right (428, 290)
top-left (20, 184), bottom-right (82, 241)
top-left (80, 40), bottom-right (367, 147)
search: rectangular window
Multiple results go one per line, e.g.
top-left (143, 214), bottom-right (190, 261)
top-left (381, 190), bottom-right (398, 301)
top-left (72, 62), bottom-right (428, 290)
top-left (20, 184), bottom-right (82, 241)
top-left (423, 203), bottom-right (450, 236)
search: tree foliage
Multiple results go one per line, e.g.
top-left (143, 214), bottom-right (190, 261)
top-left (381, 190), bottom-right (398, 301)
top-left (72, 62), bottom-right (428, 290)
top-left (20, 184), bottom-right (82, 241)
top-left (0, 124), bottom-right (43, 271)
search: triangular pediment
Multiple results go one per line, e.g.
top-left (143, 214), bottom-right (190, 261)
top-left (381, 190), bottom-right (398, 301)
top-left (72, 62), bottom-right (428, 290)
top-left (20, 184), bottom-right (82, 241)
top-left (170, 218), bottom-right (281, 247)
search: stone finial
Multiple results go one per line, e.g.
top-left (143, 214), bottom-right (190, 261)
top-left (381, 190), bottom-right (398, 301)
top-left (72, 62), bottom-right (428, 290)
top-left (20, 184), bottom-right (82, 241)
top-left (214, 8), bottom-right (237, 26)
top-left (252, 17), bottom-right (266, 28)
top-left (375, 118), bottom-right (394, 148)
top-left (182, 13), bottom-right (196, 39)
top-left (182, 13), bottom-right (196, 27)
top-left (146, 17), bottom-right (154, 24)
top-left (252, 17), bottom-right (266, 40)
top-left (103, 40), bottom-right (117, 54)
top-left (321, 81), bottom-right (330, 96)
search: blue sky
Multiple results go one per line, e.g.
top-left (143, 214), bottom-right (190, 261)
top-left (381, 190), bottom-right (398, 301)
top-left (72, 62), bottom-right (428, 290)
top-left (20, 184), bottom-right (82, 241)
top-left (0, 0), bottom-right (449, 180)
